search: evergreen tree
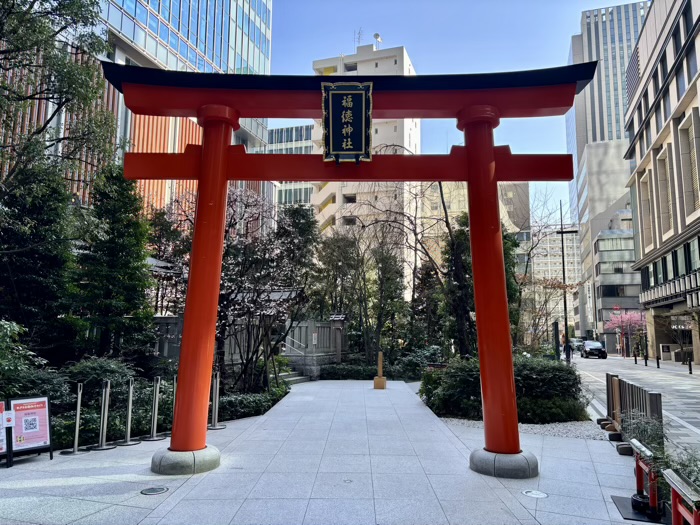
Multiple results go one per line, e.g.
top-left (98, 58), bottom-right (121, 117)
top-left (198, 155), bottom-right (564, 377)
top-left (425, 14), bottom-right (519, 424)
top-left (410, 265), bottom-right (444, 349)
top-left (0, 0), bottom-right (115, 182)
top-left (0, 164), bottom-right (81, 363)
top-left (76, 164), bottom-right (154, 359)
top-left (442, 213), bottom-right (520, 357)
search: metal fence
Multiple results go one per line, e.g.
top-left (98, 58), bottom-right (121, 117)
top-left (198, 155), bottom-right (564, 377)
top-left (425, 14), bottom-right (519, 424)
top-left (606, 372), bottom-right (663, 431)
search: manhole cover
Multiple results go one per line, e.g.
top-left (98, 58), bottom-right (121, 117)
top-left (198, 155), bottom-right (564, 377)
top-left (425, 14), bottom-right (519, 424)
top-left (141, 487), bottom-right (169, 496)
top-left (522, 490), bottom-right (548, 499)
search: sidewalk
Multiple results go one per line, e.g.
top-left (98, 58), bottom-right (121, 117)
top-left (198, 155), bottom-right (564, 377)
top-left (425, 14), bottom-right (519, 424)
top-left (0, 381), bottom-right (643, 525)
top-left (577, 355), bottom-right (700, 449)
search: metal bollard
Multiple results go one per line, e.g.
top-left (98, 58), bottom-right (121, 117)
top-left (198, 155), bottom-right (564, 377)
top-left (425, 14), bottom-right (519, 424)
top-left (60, 383), bottom-right (88, 455)
top-left (644, 354), bottom-right (648, 366)
top-left (208, 369), bottom-right (226, 430)
top-left (90, 380), bottom-right (116, 451)
top-left (142, 376), bottom-right (166, 441)
top-left (634, 353), bottom-right (638, 365)
top-left (690, 360), bottom-right (693, 375)
top-left (657, 353), bottom-right (661, 369)
top-left (164, 374), bottom-right (177, 438)
top-left (117, 378), bottom-right (140, 446)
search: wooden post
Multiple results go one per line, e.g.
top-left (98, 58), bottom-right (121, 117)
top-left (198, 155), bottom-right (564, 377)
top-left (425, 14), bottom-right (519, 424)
top-left (374, 351), bottom-right (386, 390)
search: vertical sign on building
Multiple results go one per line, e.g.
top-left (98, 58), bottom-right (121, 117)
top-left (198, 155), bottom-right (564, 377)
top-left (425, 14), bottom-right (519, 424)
top-left (321, 82), bottom-right (373, 163)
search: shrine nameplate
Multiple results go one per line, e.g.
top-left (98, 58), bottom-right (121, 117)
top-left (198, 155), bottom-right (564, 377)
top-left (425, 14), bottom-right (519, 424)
top-left (321, 82), bottom-right (372, 163)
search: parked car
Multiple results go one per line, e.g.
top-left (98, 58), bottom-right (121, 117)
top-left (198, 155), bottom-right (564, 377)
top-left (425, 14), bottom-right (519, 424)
top-left (570, 338), bottom-right (584, 353)
top-left (581, 340), bottom-right (607, 359)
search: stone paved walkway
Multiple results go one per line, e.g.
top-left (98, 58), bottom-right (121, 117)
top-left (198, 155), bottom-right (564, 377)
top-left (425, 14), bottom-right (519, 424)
top-left (0, 380), bottom-right (643, 525)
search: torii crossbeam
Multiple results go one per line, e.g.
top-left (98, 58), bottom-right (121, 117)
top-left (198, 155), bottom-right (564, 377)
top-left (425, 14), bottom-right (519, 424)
top-left (102, 61), bottom-right (596, 479)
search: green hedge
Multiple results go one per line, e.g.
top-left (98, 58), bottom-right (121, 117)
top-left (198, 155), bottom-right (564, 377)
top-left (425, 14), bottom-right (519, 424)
top-left (419, 357), bottom-right (588, 424)
top-left (320, 364), bottom-right (378, 380)
top-left (321, 347), bottom-right (444, 381)
top-left (2, 356), bottom-right (288, 450)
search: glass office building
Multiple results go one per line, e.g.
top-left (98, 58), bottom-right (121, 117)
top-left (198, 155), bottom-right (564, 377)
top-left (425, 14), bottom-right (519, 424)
top-left (101, 0), bottom-right (271, 146)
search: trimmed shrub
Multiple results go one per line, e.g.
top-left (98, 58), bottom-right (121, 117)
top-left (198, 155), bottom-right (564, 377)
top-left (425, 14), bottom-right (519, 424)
top-left (218, 386), bottom-right (288, 421)
top-left (320, 364), bottom-right (377, 380)
top-left (419, 357), bottom-right (588, 424)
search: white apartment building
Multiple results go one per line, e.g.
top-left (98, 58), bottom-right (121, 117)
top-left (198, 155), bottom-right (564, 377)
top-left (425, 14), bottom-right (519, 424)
top-left (310, 43), bottom-right (420, 234)
top-left (626, 0), bottom-right (700, 363)
top-left (530, 226), bottom-right (582, 339)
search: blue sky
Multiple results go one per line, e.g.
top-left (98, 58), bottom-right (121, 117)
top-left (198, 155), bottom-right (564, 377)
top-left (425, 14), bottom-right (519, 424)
top-left (268, 0), bottom-right (634, 208)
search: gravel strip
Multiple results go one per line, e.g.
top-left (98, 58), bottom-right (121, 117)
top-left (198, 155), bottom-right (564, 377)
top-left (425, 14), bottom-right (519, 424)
top-left (442, 417), bottom-right (608, 440)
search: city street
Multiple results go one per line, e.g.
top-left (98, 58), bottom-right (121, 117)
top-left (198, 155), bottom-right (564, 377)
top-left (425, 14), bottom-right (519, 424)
top-left (575, 355), bottom-right (700, 450)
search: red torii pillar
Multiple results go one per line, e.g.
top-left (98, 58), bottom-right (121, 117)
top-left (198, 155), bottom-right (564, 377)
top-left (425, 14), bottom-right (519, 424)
top-left (103, 61), bottom-right (595, 478)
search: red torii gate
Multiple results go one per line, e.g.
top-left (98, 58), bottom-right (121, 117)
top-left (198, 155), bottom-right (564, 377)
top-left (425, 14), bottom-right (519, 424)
top-left (102, 61), bottom-right (595, 479)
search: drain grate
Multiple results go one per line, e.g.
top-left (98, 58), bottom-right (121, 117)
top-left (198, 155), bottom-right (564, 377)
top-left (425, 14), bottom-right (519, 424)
top-left (141, 487), bottom-right (169, 496)
top-left (522, 490), bottom-right (548, 499)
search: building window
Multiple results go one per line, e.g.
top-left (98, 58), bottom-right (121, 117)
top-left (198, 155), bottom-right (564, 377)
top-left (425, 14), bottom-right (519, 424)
top-left (691, 238), bottom-right (700, 270)
top-left (344, 194), bottom-right (357, 204)
top-left (683, 3), bottom-right (694, 38)
top-left (375, 62), bottom-right (378, 68)
top-left (661, 53), bottom-right (668, 80)
top-left (677, 67), bottom-right (688, 99)
top-left (344, 62), bottom-right (357, 72)
top-left (673, 27), bottom-right (683, 57)
top-left (680, 110), bottom-right (700, 215)
top-left (663, 89), bottom-right (671, 121)
top-left (393, 125), bottom-right (397, 132)
top-left (657, 146), bottom-right (674, 234)
top-left (640, 175), bottom-right (653, 247)
top-left (687, 42), bottom-right (698, 80)
top-left (374, 128), bottom-right (378, 135)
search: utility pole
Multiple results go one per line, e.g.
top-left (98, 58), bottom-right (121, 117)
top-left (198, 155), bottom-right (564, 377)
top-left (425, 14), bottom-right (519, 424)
top-left (556, 201), bottom-right (578, 365)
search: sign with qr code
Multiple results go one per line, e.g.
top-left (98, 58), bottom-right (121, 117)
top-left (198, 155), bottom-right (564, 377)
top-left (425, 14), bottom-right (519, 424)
top-left (0, 402), bottom-right (6, 455)
top-left (10, 397), bottom-right (50, 452)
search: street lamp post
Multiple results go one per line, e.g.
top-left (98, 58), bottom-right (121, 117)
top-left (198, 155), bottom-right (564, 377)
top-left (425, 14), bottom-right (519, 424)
top-left (556, 200), bottom-right (578, 365)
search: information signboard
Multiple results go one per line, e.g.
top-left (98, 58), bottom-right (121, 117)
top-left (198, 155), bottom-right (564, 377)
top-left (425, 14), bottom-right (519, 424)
top-left (10, 397), bottom-right (51, 452)
top-left (321, 82), bottom-right (372, 163)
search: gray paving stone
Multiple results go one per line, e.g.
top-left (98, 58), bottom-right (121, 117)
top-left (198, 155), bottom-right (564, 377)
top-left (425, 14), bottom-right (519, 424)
top-left (372, 473), bottom-right (435, 500)
top-left (538, 477), bottom-right (604, 501)
top-left (228, 440), bottom-right (283, 455)
top-left (278, 440), bottom-right (327, 456)
top-left (536, 493), bottom-right (610, 521)
top-left (231, 498), bottom-right (306, 525)
top-left (374, 498), bottom-right (448, 525)
top-left (183, 472), bottom-right (261, 499)
top-left (371, 455), bottom-right (424, 473)
top-left (303, 499), bottom-right (375, 525)
top-left (427, 473), bottom-right (496, 501)
top-left (219, 454), bottom-right (273, 472)
top-left (440, 500), bottom-right (521, 525)
top-left (248, 472), bottom-right (316, 499)
top-left (265, 454), bottom-right (322, 473)
top-left (70, 504), bottom-right (151, 525)
top-left (535, 510), bottom-right (610, 525)
top-left (1, 497), bottom-right (110, 525)
top-left (318, 454), bottom-right (371, 473)
top-left (368, 438), bottom-right (416, 455)
top-left (323, 439), bottom-right (369, 455)
top-left (157, 499), bottom-right (242, 525)
top-left (311, 472), bottom-right (373, 499)
top-left (418, 455), bottom-right (469, 475)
